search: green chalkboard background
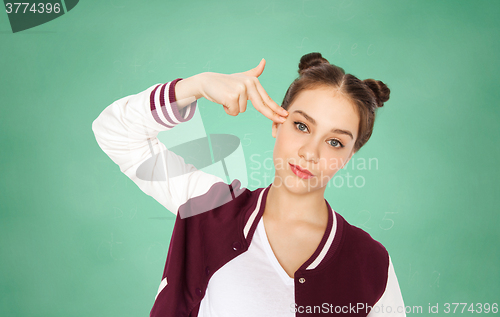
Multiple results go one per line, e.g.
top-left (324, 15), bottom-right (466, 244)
top-left (1, 0), bottom-right (499, 316)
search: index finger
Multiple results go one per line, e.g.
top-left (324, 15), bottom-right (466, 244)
top-left (254, 81), bottom-right (289, 117)
top-left (247, 84), bottom-right (287, 123)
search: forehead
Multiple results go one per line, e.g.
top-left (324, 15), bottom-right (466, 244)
top-left (288, 87), bottom-right (359, 136)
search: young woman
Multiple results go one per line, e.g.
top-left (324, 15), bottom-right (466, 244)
top-left (92, 52), bottom-right (405, 317)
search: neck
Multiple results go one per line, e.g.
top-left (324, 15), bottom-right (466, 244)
top-left (263, 178), bottom-right (328, 224)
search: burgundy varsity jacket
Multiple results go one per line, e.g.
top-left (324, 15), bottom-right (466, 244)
top-left (150, 179), bottom-right (390, 317)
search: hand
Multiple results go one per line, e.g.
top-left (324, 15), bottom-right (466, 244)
top-left (196, 59), bottom-right (289, 123)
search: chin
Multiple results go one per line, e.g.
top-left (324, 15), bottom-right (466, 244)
top-left (273, 174), bottom-right (323, 194)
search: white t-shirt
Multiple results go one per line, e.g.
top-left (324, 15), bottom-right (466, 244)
top-left (197, 216), bottom-right (295, 316)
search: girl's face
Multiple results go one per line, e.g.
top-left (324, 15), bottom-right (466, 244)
top-left (271, 86), bottom-right (359, 194)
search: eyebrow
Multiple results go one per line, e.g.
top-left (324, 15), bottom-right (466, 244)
top-left (293, 110), bottom-right (354, 140)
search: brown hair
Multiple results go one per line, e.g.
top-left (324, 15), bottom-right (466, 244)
top-left (281, 52), bottom-right (390, 153)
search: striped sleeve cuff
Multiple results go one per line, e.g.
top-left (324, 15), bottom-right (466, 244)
top-left (149, 78), bottom-right (197, 129)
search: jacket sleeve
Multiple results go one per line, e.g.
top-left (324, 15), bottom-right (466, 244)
top-left (91, 79), bottom-right (224, 216)
top-left (367, 256), bottom-right (406, 316)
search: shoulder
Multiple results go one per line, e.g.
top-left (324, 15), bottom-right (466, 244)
top-left (177, 179), bottom-right (265, 221)
top-left (337, 213), bottom-right (389, 265)
top-left (172, 181), bottom-right (268, 246)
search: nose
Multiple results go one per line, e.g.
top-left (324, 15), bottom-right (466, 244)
top-left (298, 141), bottom-right (319, 164)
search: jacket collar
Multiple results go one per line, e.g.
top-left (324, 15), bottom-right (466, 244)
top-left (242, 184), bottom-right (343, 271)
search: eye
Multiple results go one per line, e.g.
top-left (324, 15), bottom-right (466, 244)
top-left (295, 121), bottom-right (345, 149)
top-left (294, 121), bottom-right (309, 132)
top-left (328, 139), bottom-right (345, 148)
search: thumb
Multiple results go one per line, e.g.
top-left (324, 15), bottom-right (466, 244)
top-left (240, 58), bottom-right (266, 78)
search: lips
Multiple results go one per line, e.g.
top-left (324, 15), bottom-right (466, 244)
top-left (289, 163), bottom-right (314, 179)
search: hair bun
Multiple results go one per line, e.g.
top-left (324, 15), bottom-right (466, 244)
top-left (363, 79), bottom-right (390, 108)
top-left (298, 52), bottom-right (330, 74)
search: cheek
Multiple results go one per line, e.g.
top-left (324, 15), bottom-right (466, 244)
top-left (273, 130), bottom-right (296, 171)
top-left (274, 128), bottom-right (294, 155)
top-left (319, 155), bottom-right (345, 176)
top-left (273, 140), bottom-right (289, 169)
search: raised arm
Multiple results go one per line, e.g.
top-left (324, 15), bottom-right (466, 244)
top-left (91, 77), bottom-right (225, 215)
top-left (92, 59), bottom-right (288, 216)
